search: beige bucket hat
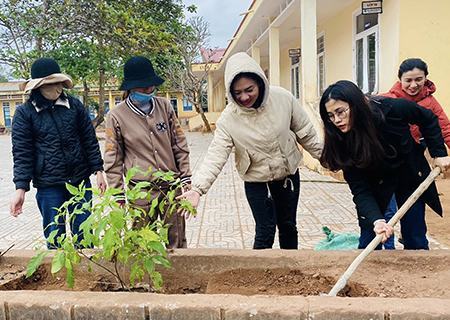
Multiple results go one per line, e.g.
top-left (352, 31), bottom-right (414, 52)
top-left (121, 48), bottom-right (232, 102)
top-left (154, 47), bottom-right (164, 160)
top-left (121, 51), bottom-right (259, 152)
top-left (19, 57), bottom-right (74, 92)
top-left (20, 73), bottom-right (74, 92)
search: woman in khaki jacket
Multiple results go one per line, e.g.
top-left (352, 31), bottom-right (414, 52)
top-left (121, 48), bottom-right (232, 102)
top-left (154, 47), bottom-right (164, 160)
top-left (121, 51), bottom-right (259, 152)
top-left (180, 52), bottom-right (322, 249)
top-left (104, 56), bottom-right (191, 248)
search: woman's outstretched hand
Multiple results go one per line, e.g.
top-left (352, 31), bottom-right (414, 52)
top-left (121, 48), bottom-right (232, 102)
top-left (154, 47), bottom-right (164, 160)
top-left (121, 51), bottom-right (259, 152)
top-left (176, 189), bottom-right (201, 219)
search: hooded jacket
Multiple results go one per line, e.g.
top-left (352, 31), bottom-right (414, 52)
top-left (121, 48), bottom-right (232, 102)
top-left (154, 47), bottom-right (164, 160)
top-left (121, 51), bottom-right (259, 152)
top-left (191, 52), bottom-right (322, 195)
top-left (383, 80), bottom-right (450, 148)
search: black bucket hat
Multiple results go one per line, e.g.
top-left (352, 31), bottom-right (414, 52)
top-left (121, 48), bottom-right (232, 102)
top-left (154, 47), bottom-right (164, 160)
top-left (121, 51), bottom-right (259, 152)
top-left (119, 56), bottom-right (164, 91)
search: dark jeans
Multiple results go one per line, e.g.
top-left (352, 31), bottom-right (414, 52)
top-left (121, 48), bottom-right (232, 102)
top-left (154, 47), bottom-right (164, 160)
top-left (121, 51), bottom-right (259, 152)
top-left (244, 170), bottom-right (300, 249)
top-left (382, 195), bottom-right (397, 250)
top-left (359, 198), bottom-right (428, 250)
top-left (36, 180), bottom-right (92, 249)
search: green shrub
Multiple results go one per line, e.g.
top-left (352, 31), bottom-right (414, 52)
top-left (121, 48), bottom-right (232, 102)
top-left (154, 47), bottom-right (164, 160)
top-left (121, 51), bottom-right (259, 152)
top-left (27, 167), bottom-right (196, 290)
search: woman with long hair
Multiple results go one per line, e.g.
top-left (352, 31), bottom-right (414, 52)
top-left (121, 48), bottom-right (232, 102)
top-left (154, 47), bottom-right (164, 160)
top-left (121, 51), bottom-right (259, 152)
top-left (319, 80), bottom-right (450, 250)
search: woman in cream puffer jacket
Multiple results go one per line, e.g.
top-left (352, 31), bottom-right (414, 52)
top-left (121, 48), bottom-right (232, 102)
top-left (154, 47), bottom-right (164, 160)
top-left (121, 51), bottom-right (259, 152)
top-left (180, 52), bottom-right (322, 249)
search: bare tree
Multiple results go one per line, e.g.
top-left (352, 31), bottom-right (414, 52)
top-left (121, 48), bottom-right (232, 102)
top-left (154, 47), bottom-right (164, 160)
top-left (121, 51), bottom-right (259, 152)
top-left (167, 16), bottom-right (214, 132)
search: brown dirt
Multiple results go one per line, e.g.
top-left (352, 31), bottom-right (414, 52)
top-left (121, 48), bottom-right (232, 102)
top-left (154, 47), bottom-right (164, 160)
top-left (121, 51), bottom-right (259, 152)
top-left (0, 266), bottom-right (117, 292)
top-left (1, 250), bottom-right (449, 298)
top-left (205, 268), bottom-right (369, 297)
top-left (427, 177), bottom-right (450, 247)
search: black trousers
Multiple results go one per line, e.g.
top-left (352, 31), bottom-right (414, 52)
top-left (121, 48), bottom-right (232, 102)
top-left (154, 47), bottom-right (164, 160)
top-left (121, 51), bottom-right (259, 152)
top-left (244, 170), bottom-right (300, 249)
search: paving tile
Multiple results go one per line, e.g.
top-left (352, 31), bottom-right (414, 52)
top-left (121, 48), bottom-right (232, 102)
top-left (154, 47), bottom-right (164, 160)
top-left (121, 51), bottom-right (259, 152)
top-left (0, 133), bottom-right (446, 251)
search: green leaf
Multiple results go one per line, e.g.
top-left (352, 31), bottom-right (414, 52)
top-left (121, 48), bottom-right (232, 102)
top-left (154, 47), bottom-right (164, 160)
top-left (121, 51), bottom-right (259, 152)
top-left (65, 258), bottom-right (74, 288)
top-left (153, 255), bottom-right (171, 268)
top-left (168, 190), bottom-right (175, 203)
top-left (110, 209), bottom-right (125, 229)
top-left (130, 263), bottom-right (144, 286)
top-left (47, 229), bottom-right (59, 246)
top-left (151, 271), bottom-right (163, 289)
top-left (158, 199), bottom-right (166, 215)
top-left (51, 251), bottom-right (65, 274)
top-left (143, 257), bottom-right (155, 274)
top-left (149, 198), bottom-right (159, 218)
top-left (26, 251), bottom-right (50, 278)
top-left (65, 183), bottom-right (79, 196)
top-left (147, 241), bottom-right (166, 255)
top-left (139, 228), bottom-right (160, 242)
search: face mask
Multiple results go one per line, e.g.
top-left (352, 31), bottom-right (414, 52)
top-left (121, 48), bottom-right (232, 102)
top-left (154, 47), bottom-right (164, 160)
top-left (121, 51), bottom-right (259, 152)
top-left (130, 90), bottom-right (155, 104)
top-left (39, 83), bottom-right (63, 101)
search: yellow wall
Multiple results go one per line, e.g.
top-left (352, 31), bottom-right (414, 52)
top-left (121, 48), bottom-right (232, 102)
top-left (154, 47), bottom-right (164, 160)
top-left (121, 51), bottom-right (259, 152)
top-left (378, 0), bottom-right (401, 93)
top-left (398, 0), bottom-right (450, 115)
top-left (212, 78), bottom-right (226, 112)
top-left (169, 92), bottom-right (197, 119)
top-left (317, 1), bottom-right (357, 87)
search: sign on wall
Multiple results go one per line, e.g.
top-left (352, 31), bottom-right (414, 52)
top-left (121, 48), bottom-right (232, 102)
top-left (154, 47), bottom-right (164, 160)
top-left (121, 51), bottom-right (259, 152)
top-left (362, 0), bottom-right (382, 15)
top-left (288, 48), bottom-right (301, 58)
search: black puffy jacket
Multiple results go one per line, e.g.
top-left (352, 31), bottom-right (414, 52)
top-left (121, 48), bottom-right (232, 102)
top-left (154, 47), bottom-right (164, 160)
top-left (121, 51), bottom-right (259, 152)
top-left (12, 95), bottom-right (104, 191)
top-left (343, 97), bottom-right (447, 229)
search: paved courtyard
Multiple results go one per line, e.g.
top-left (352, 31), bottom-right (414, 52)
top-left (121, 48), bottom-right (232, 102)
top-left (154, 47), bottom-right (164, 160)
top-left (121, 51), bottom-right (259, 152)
top-left (0, 132), bottom-right (446, 250)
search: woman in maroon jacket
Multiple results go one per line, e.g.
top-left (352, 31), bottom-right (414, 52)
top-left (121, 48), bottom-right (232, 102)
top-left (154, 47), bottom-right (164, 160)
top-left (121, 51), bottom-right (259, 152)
top-left (382, 58), bottom-right (450, 248)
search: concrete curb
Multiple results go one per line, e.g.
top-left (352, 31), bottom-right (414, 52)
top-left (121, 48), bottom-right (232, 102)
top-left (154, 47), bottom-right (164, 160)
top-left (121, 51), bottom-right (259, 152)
top-left (0, 292), bottom-right (449, 319)
top-left (1, 249), bottom-right (450, 319)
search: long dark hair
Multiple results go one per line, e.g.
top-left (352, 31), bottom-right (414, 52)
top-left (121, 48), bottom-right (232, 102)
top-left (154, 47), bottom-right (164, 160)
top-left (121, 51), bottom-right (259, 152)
top-left (319, 80), bottom-right (385, 171)
top-left (230, 72), bottom-right (265, 108)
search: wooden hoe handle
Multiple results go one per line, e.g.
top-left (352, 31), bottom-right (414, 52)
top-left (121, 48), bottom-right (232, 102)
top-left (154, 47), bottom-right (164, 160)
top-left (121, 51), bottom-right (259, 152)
top-left (328, 167), bottom-right (441, 297)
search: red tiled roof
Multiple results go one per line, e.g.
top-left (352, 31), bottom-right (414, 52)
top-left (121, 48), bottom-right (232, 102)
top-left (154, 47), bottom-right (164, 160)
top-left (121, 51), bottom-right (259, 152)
top-left (200, 48), bottom-right (226, 63)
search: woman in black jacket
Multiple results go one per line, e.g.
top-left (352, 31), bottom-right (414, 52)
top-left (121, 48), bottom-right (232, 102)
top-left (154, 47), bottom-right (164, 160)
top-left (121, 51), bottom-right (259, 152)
top-left (319, 80), bottom-right (450, 250)
top-left (10, 58), bottom-right (106, 248)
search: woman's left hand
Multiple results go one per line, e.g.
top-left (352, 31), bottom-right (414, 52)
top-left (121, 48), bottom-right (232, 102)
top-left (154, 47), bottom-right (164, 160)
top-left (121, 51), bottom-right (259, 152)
top-left (433, 156), bottom-right (450, 173)
top-left (96, 171), bottom-right (107, 194)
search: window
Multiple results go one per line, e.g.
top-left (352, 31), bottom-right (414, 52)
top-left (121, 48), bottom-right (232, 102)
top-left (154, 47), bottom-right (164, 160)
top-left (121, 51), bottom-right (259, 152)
top-left (2, 102), bottom-right (11, 128)
top-left (317, 34), bottom-right (325, 96)
top-left (104, 100), bottom-right (110, 114)
top-left (290, 55), bottom-right (300, 99)
top-left (170, 97), bottom-right (178, 116)
top-left (354, 12), bottom-right (379, 94)
top-left (182, 97), bottom-right (193, 111)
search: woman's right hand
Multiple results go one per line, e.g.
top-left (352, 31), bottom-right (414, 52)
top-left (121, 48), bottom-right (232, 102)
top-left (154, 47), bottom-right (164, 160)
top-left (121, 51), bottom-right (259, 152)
top-left (177, 189), bottom-right (201, 208)
top-left (373, 220), bottom-right (394, 243)
top-left (176, 189), bottom-right (201, 219)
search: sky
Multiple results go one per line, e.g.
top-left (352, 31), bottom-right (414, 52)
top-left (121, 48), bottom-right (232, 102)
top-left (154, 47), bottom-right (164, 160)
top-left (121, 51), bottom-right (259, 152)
top-left (183, 0), bottom-right (252, 49)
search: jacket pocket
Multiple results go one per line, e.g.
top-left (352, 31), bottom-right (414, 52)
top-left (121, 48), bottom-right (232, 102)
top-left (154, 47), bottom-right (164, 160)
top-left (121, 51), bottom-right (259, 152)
top-left (286, 145), bottom-right (301, 172)
top-left (235, 149), bottom-right (251, 175)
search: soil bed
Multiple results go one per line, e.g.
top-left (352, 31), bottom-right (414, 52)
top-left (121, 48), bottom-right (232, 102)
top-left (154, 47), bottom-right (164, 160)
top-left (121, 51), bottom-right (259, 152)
top-left (1, 249), bottom-right (449, 298)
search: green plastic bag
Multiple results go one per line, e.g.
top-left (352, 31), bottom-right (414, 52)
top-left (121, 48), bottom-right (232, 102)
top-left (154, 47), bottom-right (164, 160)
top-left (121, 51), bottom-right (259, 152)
top-left (314, 226), bottom-right (359, 251)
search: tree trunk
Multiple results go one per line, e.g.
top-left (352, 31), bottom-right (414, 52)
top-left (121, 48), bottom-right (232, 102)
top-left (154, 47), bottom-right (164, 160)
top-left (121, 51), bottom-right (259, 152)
top-left (196, 90), bottom-right (212, 132)
top-left (82, 80), bottom-right (89, 107)
top-left (199, 109), bottom-right (212, 132)
top-left (92, 59), bottom-right (105, 128)
top-left (36, 0), bottom-right (48, 53)
top-left (194, 91), bottom-right (211, 132)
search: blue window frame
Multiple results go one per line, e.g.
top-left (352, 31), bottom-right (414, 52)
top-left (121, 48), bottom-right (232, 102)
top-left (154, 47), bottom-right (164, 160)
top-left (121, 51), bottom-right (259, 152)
top-left (182, 97), bottom-right (193, 111)
top-left (2, 103), bottom-right (11, 128)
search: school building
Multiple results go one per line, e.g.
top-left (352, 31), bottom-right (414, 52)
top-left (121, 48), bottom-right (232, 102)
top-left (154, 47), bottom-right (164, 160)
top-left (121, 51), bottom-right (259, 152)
top-left (0, 82), bottom-right (197, 130)
top-left (195, 0), bottom-right (450, 169)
